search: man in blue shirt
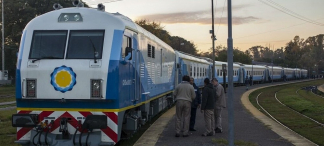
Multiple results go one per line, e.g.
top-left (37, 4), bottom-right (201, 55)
top-left (189, 77), bottom-right (201, 131)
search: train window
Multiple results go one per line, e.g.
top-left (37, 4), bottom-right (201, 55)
top-left (197, 67), bottom-right (201, 77)
top-left (29, 30), bottom-right (67, 59)
top-left (217, 69), bottom-right (219, 76)
top-left (147, 44), bottom-right (152, 57)
top-left (66, 30), bottom-right (104, 59)
top-left (122, 35), bottom-right (132, 60)
top-left (194, 66), bottom-right (196, 77)
top-left (203, 68), bottom-right (205, 76)
top-left (152, 46), bottom-right (155, 58)
top-left (190, 65), bottom-right (192, 76)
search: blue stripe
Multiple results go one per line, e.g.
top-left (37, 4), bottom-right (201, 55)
top-left (16, 30), bottom-right (27, 99)
top-left (106, 30), bottom-right (123, 100)
top-left (109, 30), bottom-right (123, 60)
top-left (16, 99), bottom-right (119, 109)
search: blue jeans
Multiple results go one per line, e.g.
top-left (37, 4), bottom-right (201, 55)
top-left (190, 107), bottom-right (197, 129)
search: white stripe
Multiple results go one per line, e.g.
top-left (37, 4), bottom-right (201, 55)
top-left (108, 117), bottom-right (118, 133)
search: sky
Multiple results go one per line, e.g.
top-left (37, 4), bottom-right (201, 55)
top-left (82, 0), bottom-right (324, 53)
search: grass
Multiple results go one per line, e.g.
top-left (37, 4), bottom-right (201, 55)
top-left (0, 85), bottom-right (19, 146)
top-left (0, 85), bottom-right (15, 103)
top-left (0, 108), bottom-right (20, 146)
top-left (212, 138), bottom-right (258, 146)
top-left (249, 79), bottom-right (324, 145)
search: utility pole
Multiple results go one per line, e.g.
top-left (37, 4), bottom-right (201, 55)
top-left (1, 0), bottom-right (4, 80)
top-left (211, 0), bottom-right (215, 78)
top-left (227, 0), bottom-right (234, 145)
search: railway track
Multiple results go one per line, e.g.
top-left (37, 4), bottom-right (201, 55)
top-left (274, 92), bottom-right (324, 127)
top-left (256, 92), bottom-right (318, 146)
top-left (0, 101), bottom-right (16, 111)
top-left (0, 94), bottom-right (15, 98)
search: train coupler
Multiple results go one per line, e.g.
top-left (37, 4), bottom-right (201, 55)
top-left (59, 117), bottom-right (70, 139)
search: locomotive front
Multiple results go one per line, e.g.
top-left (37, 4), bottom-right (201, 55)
top-left (12, 5), bottom-right (125, 146)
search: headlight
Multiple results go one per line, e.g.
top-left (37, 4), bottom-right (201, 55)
top-left (63, 15), bottom-right (69, 21)
top-left (27, 79), bottom-right (36, 98)
top-left (58, 13), bottom-right (83, 22)
top-left (74, 14), bottom-right (80, 21)
top-left (91, 79), bottom-right (102, 98)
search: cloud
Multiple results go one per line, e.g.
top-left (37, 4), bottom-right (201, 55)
top-left (136, 5), bottom-right (260, 25)
top-left (137, 13), bottom-right (259, 25)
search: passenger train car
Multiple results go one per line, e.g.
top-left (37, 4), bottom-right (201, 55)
top-left (268, 66), bottom-right (284, 81)
top-left (214, 61), bottom-right (241, 84)
top-left (12, 2), bottom-right (309, 146)
top-left (175, 51), bottom-right (210, 88)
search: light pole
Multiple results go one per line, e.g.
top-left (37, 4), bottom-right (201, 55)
top-left (211, 0), bottom-right (215, 78)
top-left (227, 0), bottom-right (234, 145)
top-left (1, 0), bottom-right (4, 80)
top-left (314, 64), bottom-right (317, 78)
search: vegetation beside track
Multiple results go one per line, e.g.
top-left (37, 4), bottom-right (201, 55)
top-left (0, 85), bottom-right (18, 145)
top-left (0, 85), bottom-right (15, 103)
top-left (0, 108), bottom-right (20, 146)
top-left (249, 79), bottom-right (324, 145)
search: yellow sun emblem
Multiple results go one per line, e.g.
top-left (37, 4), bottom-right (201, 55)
top-left (55, 70), bottom-right (72, 87)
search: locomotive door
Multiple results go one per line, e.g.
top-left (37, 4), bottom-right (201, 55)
top-left (123, 29), bottom-right (137, 104)
top-left (132, 33), bottom-right (141, 104)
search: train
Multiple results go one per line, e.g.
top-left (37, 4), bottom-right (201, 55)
top-left (12, 1), bottom-right (308, 146)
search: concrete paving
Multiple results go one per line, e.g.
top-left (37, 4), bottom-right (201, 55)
top-left (135, 79), bottom-right (319, 146)
top-left (318, 84), bottom-right (324, 93)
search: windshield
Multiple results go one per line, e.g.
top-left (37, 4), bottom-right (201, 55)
top-left (29, 31), bottom-right (67, 59)
top-left (66, 30), bottom-right (104, 59)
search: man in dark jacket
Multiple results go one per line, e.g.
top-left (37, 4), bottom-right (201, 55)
top-left (189, 77), bottom-right (201, 131)
top-left (201, 78), bottom-right (215, 136)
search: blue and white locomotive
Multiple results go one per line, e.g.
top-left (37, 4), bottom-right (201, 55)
top-left (12, 1), bottom-right (309, 146)
top-left (13, 2), bottom-right (175, 146)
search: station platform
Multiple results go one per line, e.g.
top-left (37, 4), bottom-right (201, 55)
top-left (318, 84), bottom-right (324, 93)
top-left (134, 80), bottom-right (317, 146)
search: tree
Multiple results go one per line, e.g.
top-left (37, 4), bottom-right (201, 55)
top-left (248, 45), bottom-right (263, 60)
top-left (135, 19), bottom-right (198, 55)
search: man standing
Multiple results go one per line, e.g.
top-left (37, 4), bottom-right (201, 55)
top-left (212, 78), bottom-right (226, 133)
top-left (245, 76), bottom-right (249, 90)
top-left (174, 75), bottom-right (196, 137)
top-left (201, 78), bottom-right (215, 136)
top-left (189, 77), bottom-right (201, 131)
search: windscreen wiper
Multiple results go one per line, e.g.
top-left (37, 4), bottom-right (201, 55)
top-left (88, 36), bottom-right (98, 63)
top-left (31, 56), bottom-right (61, 63)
